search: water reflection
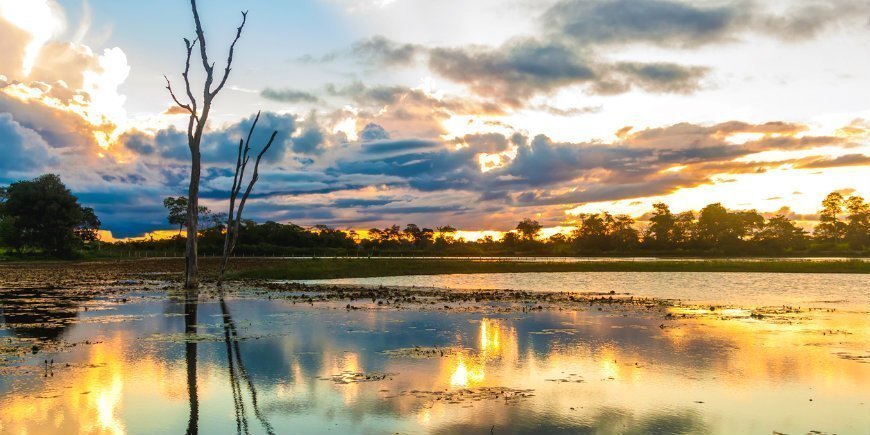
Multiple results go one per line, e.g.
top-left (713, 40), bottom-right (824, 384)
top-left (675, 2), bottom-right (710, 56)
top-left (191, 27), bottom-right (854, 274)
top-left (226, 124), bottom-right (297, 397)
top-left (0, 288), bottom-right (868, 434)
top-left (304, 272), bottom-right (870, 309)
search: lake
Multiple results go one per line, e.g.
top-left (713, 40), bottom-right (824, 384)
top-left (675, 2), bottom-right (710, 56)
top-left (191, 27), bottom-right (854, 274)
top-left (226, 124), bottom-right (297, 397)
top-left (301, 271), bottom-right (870, 309)
top-left (0, 270), bottom-right (868, 434)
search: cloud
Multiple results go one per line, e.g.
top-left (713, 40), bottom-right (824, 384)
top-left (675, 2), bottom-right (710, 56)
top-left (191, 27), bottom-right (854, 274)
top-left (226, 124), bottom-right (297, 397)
top-left (300, 35), bottom-right (423, 66)
top-left (260, 88), bottom-right (320, 103)
top-left (359, 123), bottom-right (390, 141)
top-left (429, 39), bottom-right (596, 106)
top-left (304, 0), bottom-right (870, 107)
top-left (542, 0), bottom-right (741, 47)
top-left (544, 0), bottom-right (870, 46)
top-left (593, 62), bottom-right (709, 94)
top-left (345, 35), bottom-right (424, 66)
top-left (795, 153), bottom-right (870, 169)
top-left (122, 112), bottom-right (303, 163)
top-left (0, 112), bottom-right (57, 172)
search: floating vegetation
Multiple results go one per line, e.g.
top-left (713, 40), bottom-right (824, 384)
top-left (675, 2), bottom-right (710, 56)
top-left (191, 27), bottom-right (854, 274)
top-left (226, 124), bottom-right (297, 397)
top-left (545, 373), bottom-right (585, 383)
top-left (402, 387), bottom-right (536, 406)
top-left (381, 346), bottom-right (465, 359)
top-left (321, 371), bottom-right (396, 384)
top-left (530, 328), bottom-right (576, 335)
top-left (833, 352), bottom-right (870, 363)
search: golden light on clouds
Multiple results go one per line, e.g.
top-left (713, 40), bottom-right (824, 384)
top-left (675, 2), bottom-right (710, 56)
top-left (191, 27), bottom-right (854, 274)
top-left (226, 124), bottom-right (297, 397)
top-left (0, 0), bottom-right (65, 75)
top-left (0, 0), bottom-right (131, 156)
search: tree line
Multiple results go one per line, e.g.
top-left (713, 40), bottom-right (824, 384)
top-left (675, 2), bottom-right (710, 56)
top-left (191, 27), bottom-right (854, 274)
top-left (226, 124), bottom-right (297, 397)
top-left (111, 191), bottom-right (869, 257)
top-left (1, 174), bottom-right (867, 258)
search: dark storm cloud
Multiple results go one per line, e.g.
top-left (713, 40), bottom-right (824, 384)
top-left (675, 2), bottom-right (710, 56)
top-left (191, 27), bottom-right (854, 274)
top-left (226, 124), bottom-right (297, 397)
top-left (120, 112), bottom-right (334, 163)
top-left (0, 113), bottom-right (56, 171)
top-left (360, 138), bottom-right (441, 155)
top-left (292, 125), bottom-right (326, 155)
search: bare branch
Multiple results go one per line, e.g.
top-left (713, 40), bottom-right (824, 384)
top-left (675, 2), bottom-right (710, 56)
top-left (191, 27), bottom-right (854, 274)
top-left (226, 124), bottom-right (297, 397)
top-left (211, 11), bottom-right (248, 98)
top-left (190, 0), bottom-right (211, 75)
top-left (236, 131), bottom-right (277, 223)
top-left (234, 111), bottom-right (260, 199)
top-left (164, 75), bottom-right (192, 113)
top-left (183, 37), bottom-right (199, 116)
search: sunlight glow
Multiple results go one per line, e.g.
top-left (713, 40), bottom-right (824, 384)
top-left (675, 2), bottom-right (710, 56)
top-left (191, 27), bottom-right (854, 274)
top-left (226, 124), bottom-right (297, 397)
top-left (0, 0), bottom-right (65, 75)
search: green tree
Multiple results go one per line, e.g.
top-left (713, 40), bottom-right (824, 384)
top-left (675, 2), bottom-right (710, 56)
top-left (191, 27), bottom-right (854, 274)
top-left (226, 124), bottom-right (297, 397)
top-left (516, 218), bottom-right (543, 241)
top-left (814, 192), bottom-right (846, 243)
top-left (4, 174), bottom-right (96, 255)
top-left (75, 207), bottom-right (102, 243)
top-left (163, 196), bottom-right (211, 235)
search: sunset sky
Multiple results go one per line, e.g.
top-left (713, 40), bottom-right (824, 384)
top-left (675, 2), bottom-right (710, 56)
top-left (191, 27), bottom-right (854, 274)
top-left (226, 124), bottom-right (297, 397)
top-left (1, 0), bottom-right (869, 237)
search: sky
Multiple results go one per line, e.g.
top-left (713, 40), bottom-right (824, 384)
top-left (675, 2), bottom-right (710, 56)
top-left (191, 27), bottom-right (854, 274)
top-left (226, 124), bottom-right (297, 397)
top-left (0, 0), bottom-right (868, 238)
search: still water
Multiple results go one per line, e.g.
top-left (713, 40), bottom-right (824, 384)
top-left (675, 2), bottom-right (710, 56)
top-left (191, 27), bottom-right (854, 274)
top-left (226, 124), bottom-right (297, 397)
top-left (0, 274), bottom-right (869, 434)
top-left (303, 272), bottom-right (870, 309)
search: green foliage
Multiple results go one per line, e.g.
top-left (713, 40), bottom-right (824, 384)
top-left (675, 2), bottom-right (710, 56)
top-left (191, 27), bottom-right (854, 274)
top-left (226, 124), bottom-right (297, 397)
top-left (163, 196), bottom-right (213, 235)
top-left (1, 174), bottom-right (101, 256)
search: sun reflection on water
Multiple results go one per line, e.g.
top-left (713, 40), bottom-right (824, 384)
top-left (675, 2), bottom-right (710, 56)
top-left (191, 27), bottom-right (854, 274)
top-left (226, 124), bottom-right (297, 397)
top-left (0, 296), bottom-right (868, 434)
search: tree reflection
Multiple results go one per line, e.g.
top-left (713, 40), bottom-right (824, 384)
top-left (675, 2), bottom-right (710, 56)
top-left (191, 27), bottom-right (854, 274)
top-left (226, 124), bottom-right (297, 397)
top-left (185, 290), bottom-right (198, 435)
top-left (220, 296), bottom-right (275, 435)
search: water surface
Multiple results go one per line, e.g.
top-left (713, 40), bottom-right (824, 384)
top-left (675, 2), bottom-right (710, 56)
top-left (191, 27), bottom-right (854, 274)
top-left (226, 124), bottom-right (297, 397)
top-left (0, 275), bottom-right (868, 434)
top-left (303, 272), bottom-right (870, 309)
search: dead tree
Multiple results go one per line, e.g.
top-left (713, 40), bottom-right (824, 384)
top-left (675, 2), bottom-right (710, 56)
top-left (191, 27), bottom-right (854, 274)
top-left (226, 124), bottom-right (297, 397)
top-left (165, 0), bottom-right (247, 289)
top-left (218, 111), bottom-right (277, 286)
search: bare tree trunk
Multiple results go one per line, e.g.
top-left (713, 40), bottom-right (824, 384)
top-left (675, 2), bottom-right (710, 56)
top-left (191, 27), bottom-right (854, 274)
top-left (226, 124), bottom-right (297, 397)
top-left (184, 150), bottom-right (200, 289)
top-left (165, 0), bottom-right (247, 289)
top-left (218, 112), bottom-right (277, 286)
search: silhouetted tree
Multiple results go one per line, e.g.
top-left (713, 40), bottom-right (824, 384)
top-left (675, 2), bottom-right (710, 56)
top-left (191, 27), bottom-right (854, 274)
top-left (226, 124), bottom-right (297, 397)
top-left (435, 225), bottom-right (457, 247)
top-left (844, 194), bottom-right (869, 249)
top-left (646, 202), bottom-right (675, 249)
top-left (572, 213), bottom-right (610, 250)
top-left (516, 218), bottom-right (543, 241)
top-left (754, 215), bottom-right (807, 252)
top-left (696, 203), bottom-right (763, 251)
top-left (814, 192), bottom-right (846, 243)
